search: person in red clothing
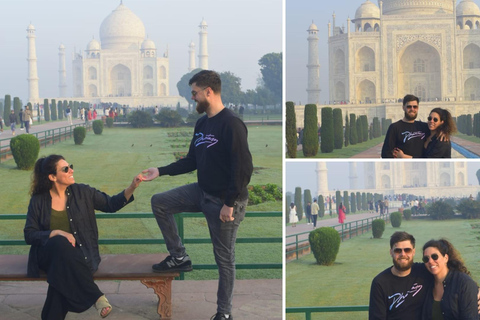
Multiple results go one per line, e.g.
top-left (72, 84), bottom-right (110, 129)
top-left (338, 202), bottom-right (346, 224)
top-left (87, 109), bottom-right (92, 121)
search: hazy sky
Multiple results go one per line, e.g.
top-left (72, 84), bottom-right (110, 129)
top-left (0, 0), bottom-right (282, 103)
top-left (286, 161), bottom-right (480, 194)
top-left (285, 0), bottom-right (474, 105)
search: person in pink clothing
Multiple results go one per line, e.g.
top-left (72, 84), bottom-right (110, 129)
top-left (338, 202), bottom-right (346, 224)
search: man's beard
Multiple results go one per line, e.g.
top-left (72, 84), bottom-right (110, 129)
top-left (392, 256), bottom-right (413, 272)
top-left (404, 110), bottom-right (417, 121)
top-left (196, 100), bottom-right (209, 114)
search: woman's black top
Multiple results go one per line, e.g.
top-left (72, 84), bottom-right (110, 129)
top-left (423, 135), bottom-right (451, 158)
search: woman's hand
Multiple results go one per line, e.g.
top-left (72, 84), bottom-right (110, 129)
top-left (50, 230), bottom-right (76, 247)
top-left (393, 147), bottom-right (412, 159)
top-left (124, 173), bottom-right (143, 201)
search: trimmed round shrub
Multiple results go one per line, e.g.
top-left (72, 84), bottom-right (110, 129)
top-left (390, 211), bottom-right (402, 227)
top-left (128, 110), bottom-right (154, 128)
top-left (73, 126), bottom-right (86, 145)
top-left (427, 200), bottom-right (455, 220)
top-left (309, 227), bottom-right (341, 265)
top-left (106, 117), bottom-right (114, 128)
top-left (403, 209), bottom-right (412, 220)
top-left (10, 134), bottom-right (40, 170)
top-left (92, 120), bottom-right (104, 135)
top-left (456, 199), bottom-right (480, 219)
top-left (372, 219), bottom-right (385, 239)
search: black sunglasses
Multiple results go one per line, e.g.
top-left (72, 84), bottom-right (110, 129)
top-left (406, 105), bottom-right (418, 109)
top-left (59, 164), bottom-right (73, 173)
top-left (393, 248), bottom-right (413, 254)
top-left (422, 253), bottom-right (439, 263)
top-left (427, 116), bottom-right (439, 123)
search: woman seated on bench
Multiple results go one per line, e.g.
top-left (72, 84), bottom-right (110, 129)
top-left (24, 154), bottom-right (142, 319)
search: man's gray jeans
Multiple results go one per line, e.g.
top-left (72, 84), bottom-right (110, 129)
top-left (151, 183), bottom-right (247, 314)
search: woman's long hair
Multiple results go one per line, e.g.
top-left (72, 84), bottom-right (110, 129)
top-left (430, 108), bottom-right (457, 138)
top-left (30, 155), bottom-right (64, 196)
top-left (423, 238), bottom-right (470, 276)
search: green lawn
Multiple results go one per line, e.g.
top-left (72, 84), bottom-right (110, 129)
top-left (0, 125), bottom-right (282, 280)
top-left (455, 132), bottom-right (480, 143)
top-left (286, 219), bottom-right (480, 319)
top-left (294, 136), bottom-right (385, 158)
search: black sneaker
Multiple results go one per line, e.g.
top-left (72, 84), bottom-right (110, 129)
top-left (210, 313), bottom-right (233, 320)
top-left (152, 255), bottom-right (193, 273)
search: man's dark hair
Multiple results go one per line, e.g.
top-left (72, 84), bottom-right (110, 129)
top-left (390, 231), bottom-right (415, 249)
top-left (189, 70), bottom-right (221, 94)
top-left (402, 94), bottom-right (419, 107)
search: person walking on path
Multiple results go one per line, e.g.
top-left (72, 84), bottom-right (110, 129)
top-left (65, 106), bottom-right (73, 125)
top-left (338, 202), bottom-right (346, 224)
top-left (305, 202), bottom-right (312, 225)
top-left (140, 70), bottom-right (253, 320)
top-left (9, 110), bottom-right (16, 136)
top-left (23, 105), bottom-right (33, 134)
top-left (311, 199), bottom-right (320, 228)
top-left (289, 203), bottom-right (298, 227)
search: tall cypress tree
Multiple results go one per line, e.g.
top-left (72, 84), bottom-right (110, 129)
top-left (349, 113), bottom-right (358, 145)
top-left (343, 191), bottom-right (350, 213)
top-left (344, 113), bottom-right (350, 147)
top-left (57, 101), bottom-right (63, 120)
top-left (303, 104), bottom-right (319, 157)
top-left (320, 107), bottom-right (334, 153)
top-left (286, 101), bottom-right (297, 158)
top-left (13, 97), bottom-right (22, 125)
top-left (333, 108), bottom-right (343, 149)
top-left (318, 195), bottom-right (325, 218)
top-left (295, 187), bottom-right (304, 221)
top-left (350, 192), bottom-right (356, 213)
top-left (335, 190), bottom-right (342, 215)
top-left (44, 99), bottom-right (50, 121)
top-left (51, 99), bottom-right (57, 120)
top-left (3, 95), bottom-right (11, 126)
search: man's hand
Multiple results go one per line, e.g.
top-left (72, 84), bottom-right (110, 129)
top-left (50, 230), bottom-right (76, 247)
top-left (437, 131), bottom-right (449, 142)
top-left (477, 288), bottom-right (480, 314)
top-left (219, 204), bottom-right (234, 222)
top-left (141, 167), bottom-right (160, 181)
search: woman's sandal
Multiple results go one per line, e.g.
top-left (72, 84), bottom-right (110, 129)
top-left (95, 295), bottom-right (112, 318)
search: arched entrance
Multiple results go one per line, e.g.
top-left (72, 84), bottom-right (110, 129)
top-left (398, 41), bottom-right (441, 101)
top-left (109, 64), bottom-right (132, 97)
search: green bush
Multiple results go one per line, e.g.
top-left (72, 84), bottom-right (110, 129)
top-left (73, 126), bottom-right (86, 145)
top-left (303, 104), bottom-right (319, 157)
top-left (456, 199), bottom-right (480, 219)
top-left (106, 117), bottom-right (114, 128)
top-left (155, 108), bottom-right (184, 127)
top-left (320, 107), bottom-right (334, 153)
top-left (92, 120), bottom-right (104, 135)
top-left (372, 219), bottom-right (385, 239)
top-left (427, 200), bottom-right (455, 220)
top-left (390, 211), bottom-right (402, 227)
top-left (349, 113), bottom-right (358, 145)
top-left (10, 134), bottom-right (40, 170)
top-left (309, 227), bottom-right (340, 265)
top-left (333, 108), bottom-right (343, 149)
top-left (286, 101), bottom-right (297, 158)
top-left (128, 110), bottom-right (154, 128)
top-left (403, 209), bottom-right (412, 220)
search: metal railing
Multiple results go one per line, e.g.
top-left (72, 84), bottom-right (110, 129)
top-left (0, 211), bottom-right (282, 279)
top-left (286, 214), bottom-right (390, 260)
top-left (285, 306), bottom-right (369, 320)
top-left (0, 122), bottom-right (91, 162)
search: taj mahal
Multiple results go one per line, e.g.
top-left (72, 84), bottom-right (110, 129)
top-left (298, 0), bottom-right (480, 127)
top-left (27, 2), bottom-right (208, 107)
top-left (315, 162), bottom-right (478, 198)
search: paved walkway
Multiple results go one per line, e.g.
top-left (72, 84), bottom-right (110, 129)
top-left (0, 279), bottom-right (281, 320)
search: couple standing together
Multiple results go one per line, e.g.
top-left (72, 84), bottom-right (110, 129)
top-left (381, 94), bottom-right (456, 159)
top-left (24, 70), bottom-right (253, 320)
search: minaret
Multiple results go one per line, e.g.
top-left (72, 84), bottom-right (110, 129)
top-left (316, 162), bottom-right (329, 196)
top-left (58, 44), bottom-right (67, 97)
top-left (198, 19), bottom-right (208, 69)
top-left (349, 162), bottom-right (358, 190)
top-left (188, 41), bottom-right (196, 71)
top-left (307, 22), bottom-right (321, 105)
top-left (27, 24), bottom-right (39, 104)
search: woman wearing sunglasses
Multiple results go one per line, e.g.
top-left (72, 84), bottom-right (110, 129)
top-left (24, 154), bottom-right (142, 319)
top-left (394, 107), bottom-right (456, 158)
top-left (421, 239), bottom-right (478, 320)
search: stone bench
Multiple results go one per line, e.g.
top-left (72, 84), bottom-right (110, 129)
top-left (0, 253), bottom-right (179, 319)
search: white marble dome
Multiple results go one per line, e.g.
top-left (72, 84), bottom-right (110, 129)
top-left (99, 3), bottom-right (146, 50)
top-left (457, 0), bottom-right (480, 16)
top-left (141, 38), bottom-right (156, 50)
top-left (380, 0), bottom-right (454, 15)
top-left (87, 38), bottom-right (101, 51)
top-left (308, 22), bottom-right (318, 30)
top-left (355, 0), bottom-right (380, 19)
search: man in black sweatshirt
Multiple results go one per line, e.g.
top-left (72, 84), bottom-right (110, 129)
top-left (141, 70), bottom-right (253, 320)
